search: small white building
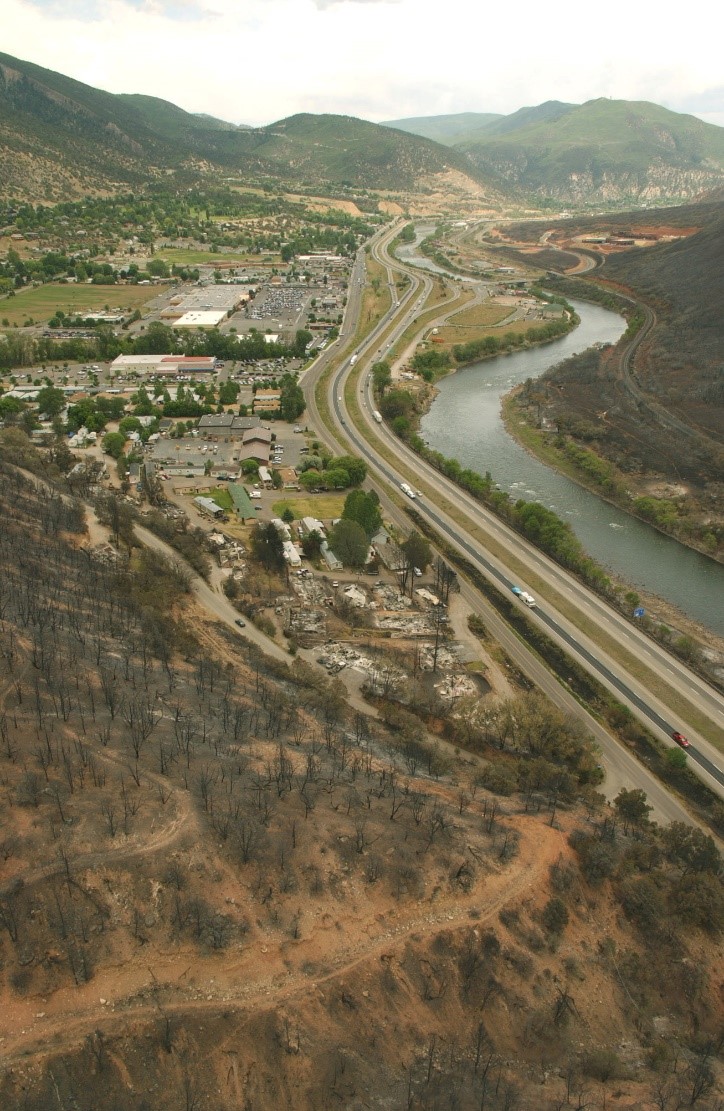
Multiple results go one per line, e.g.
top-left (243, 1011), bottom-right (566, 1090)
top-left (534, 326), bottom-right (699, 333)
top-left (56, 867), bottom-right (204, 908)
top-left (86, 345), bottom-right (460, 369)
top-left (320, 541), bottom-right (342, 571)
top-left (194, 496), bottom-right (224, 519)
top-left (300, 516), bottom-right (326, 538)
top-left (271, 518), bottom-right (292, 542)
top-left (283, 541), bottom-right (302, 567)
top-left (343, 585), bottom-right (367, 608)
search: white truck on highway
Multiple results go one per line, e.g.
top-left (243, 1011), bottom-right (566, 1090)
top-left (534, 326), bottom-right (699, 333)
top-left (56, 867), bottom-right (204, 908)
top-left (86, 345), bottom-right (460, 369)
top-left (511, 585), bottom-right (536, 608)
top-left (350, 354), bottom-right (358, 366)
top-left (372, 409), bottom-right (383, 424)
top-left (400, 482), bottom-right (416, 499)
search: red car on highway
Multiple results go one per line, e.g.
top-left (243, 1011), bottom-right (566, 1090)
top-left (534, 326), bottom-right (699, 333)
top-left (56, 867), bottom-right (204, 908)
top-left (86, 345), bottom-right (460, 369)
top-left (672, 731), bottom-right (690, 748)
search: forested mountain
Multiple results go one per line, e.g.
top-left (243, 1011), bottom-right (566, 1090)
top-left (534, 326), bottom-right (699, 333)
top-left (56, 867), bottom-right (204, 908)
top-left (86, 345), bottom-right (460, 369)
top-left (2, 50), bottom-right (722, 206)
top-left (0, 52), bottom-right (494, 201)
top-left (388, 99), bottom-right (724, 205)
top-left (456, 99), bottom-right (724, 204)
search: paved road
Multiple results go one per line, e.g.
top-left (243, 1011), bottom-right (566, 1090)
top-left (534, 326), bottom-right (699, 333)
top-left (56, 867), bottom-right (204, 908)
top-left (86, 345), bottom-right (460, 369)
top-left (303, 223), bottom-right (724, 811)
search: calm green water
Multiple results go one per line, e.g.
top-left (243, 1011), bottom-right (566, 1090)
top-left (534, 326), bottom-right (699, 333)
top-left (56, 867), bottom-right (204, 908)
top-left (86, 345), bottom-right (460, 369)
top-left (420, 299), bottom-right (724, 635)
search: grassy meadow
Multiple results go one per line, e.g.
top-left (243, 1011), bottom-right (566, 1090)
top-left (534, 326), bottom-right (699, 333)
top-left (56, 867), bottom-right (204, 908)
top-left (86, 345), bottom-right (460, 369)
top-left (0, 283), bottom-right (158, 326)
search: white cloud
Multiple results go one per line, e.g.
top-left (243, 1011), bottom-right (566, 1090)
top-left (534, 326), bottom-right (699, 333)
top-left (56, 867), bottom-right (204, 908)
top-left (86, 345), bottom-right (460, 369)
top-left (312, 0), bottom-right (399, 7)
top-left (2, 0), bottom-right (722, 128)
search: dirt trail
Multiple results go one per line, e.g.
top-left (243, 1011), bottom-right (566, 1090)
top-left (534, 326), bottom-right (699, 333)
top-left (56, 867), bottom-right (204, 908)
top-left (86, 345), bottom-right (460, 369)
top-left (0, 820), bottom-right (563, 1069)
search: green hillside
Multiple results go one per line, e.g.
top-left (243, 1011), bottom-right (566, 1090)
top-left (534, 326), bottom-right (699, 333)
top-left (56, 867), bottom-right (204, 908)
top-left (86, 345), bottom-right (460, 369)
top-left (0, 51), bottom-right (186, 198)
top-left (117, 95), bottom-right (243, 139)
top-left (3, 50), bottom-right (720, 206)
top-left (381, 112), bottom-right (502, 145)
top-left (456, 99), bottom-right (724, 204)
top-left (209, 113), bottom-right (491, 190)
top-left (456, 100), bottom-right (574, 143)
top-left (0, 52), bottom-right (494, 200)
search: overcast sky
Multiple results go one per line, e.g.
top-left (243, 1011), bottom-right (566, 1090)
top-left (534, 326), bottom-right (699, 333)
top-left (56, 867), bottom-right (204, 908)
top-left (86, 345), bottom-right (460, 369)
top-left (4, 0), bottom-right (723, 128)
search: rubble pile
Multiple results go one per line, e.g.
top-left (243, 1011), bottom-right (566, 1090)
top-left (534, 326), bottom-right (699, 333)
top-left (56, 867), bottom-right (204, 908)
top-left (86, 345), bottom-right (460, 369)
top-left (433, 671), bottom-right (480, 702)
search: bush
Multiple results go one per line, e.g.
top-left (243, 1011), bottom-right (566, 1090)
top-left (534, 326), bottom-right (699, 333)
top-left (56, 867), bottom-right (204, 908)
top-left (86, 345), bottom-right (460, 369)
top-left (253, 614), bottom-right (277, 638)
top-left (541, 896), bottom-right (569, 934)
top-left (582, 1048), bottom-right (623, 1082)
top-left (618, 875), bottom-right (666, 931)
top-left (479, 762), bottom-right (518, 796)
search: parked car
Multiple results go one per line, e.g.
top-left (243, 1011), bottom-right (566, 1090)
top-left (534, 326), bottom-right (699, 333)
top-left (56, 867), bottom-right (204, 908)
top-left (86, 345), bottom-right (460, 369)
top-left (671, 731), bottom-right (690, 748)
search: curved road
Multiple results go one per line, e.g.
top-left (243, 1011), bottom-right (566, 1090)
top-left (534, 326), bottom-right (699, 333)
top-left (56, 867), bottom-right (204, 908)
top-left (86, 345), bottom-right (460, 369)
top-left (302, 223), bottom-right (724, 808)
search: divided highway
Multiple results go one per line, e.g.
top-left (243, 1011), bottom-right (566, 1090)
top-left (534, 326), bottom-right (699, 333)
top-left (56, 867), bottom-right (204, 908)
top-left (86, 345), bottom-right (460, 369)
top-left (303, 221), bottom-right (724, 807)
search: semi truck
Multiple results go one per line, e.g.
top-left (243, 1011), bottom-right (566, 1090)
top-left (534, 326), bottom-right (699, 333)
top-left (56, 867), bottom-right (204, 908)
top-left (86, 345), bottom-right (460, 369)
top-left (372, 409), bottom-right (383, 424)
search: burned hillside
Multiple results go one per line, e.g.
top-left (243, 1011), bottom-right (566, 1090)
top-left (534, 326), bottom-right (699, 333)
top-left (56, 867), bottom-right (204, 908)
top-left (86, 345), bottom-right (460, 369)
top-left (0, 462), bottom-right (721, 1110)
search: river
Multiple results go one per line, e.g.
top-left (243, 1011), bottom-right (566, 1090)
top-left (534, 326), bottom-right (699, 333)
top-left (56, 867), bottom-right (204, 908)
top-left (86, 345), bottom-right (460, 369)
top-left (419, 298), bottom-right (724, 636)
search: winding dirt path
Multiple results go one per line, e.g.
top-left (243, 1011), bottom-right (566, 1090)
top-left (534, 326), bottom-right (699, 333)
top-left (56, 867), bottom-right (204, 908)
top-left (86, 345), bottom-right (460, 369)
top-left (0, 819), bottom-right (563, 1069)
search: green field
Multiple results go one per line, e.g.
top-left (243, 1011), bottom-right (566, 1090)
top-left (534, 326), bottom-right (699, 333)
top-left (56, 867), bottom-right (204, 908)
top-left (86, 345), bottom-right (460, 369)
top-left (208, 487), bottom-right (233, 510)
top-left (156, 247), bottom-right (282, 267)
top-left (437, 315), bottom-right (539, 347)
top-left (449, 303), bottom-right (512, 329)
top-left (0, 284), bottom-right (158, 326)
top-left (272, 493), bottom-right (346, 519)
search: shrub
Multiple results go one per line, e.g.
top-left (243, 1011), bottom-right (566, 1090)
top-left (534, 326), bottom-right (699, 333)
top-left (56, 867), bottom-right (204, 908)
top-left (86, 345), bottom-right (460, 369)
top-left (582, 1048), bottom-right (623, 1082)
top-left (541, 896), bottom-right (569, 934)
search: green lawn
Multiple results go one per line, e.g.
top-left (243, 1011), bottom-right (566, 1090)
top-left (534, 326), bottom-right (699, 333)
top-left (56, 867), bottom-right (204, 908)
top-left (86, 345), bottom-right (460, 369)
top-left (208, 487), bottom-right (233, 510)
top-left (0, 283), bottom-right (158, 326)
top-left (272, 493), bottom-right (346, 519)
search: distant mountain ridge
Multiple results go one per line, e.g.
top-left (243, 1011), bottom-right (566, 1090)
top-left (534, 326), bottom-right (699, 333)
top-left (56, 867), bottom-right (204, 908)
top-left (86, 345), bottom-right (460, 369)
top-left (382, 112), bottom-right (502, 145)
top-left (1, 51), bottom-right (722, 206)
top-left (386, 99), bottom-right (724, 204)
top-left (0, 52), bottom-right (495, 202)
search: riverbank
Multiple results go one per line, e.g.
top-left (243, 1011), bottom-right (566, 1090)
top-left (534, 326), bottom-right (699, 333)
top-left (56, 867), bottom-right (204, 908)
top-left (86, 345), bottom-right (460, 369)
top-left (500, 388), bottom-right (724, 660)
top-left (502, 387), bottom-right (723, 565)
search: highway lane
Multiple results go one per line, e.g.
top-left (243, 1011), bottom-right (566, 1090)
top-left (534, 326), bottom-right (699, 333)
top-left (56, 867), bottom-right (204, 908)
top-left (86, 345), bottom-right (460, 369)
top-left (335, 373), bottom-right (724, 796)
top-left (363, 237), bottom-right (721, 729)
top-left (361, 383), bottom-right (724, 732)
top-left (363, 236), bottom-right (724, 728)
top-left (315, 229), bottom-right (724, 799)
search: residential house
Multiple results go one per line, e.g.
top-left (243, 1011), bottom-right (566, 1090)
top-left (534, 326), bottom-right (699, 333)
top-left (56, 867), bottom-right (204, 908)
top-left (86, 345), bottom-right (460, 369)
top-left (194, 496), bottom-right (224, 519)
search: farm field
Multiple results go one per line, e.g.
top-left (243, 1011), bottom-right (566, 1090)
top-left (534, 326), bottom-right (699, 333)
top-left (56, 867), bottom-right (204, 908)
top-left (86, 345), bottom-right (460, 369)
top-left (0, 283), bottom-right (158, 326)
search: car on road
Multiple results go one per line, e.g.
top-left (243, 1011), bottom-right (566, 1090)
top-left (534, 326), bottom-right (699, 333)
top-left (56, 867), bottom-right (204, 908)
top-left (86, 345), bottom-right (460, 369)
top-left (671, 731), bottom-right (690, 748)
top-left (234, 618), bottom-right (246, 628)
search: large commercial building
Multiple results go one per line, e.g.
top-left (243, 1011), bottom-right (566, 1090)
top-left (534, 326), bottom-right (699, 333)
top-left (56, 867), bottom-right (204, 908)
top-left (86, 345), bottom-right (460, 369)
top-left (111, 355), bottom-right (217, 376)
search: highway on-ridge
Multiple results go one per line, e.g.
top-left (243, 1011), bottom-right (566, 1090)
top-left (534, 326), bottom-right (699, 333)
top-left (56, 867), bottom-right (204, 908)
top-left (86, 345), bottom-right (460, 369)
top-left (301, 221), bottom-right (724, 808)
